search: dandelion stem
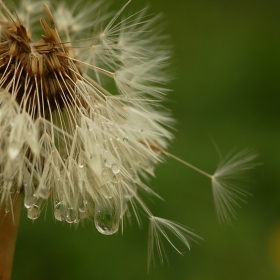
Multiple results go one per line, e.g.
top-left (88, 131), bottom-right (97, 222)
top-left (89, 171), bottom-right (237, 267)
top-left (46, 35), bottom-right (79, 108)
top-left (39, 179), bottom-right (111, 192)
top-left (164, 151), bottom-right (213, 179)
top-left (0, 194), bottom-right (22, 280)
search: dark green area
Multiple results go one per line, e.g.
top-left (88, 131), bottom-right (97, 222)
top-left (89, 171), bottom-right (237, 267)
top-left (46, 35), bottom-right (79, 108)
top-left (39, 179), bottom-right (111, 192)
top-left (12, 0), bottom-right (280, 279)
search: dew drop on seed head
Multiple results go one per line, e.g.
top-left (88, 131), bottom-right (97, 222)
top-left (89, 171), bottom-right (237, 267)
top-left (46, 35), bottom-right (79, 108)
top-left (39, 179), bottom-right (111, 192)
top-left (104, 158), bottom-right (113, 168)
top-left (111, 164), bottom-right (120, 174)
top-left (54, 202), bottom-right (67, 221)
top-left (79, 203), bottom-right (87, 213)
top-left (112, 174), bottom-right (122, 184)
top-left (28, 205), bottom-right (40, 220)
top-left (79, 163), bottom-right (84, 168)
top-left (94, 202), bottom-right (120, 235)
top-left (123, 137), bottom-right (128, 144)
top-left (5, 206), bottom-right (10, 214)
top-left (24, 194), bottom-right (37, 209)
top-left (66, 208), bottom-right (79, 224)
top-left (8, 146), bottom-right (20, 159)
top-left (94, 108), bottom-right (101, 114)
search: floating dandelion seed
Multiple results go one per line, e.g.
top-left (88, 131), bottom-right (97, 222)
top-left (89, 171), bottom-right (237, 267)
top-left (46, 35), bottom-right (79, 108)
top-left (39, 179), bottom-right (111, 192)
top-left (0, 0), bottom-right (258, 269)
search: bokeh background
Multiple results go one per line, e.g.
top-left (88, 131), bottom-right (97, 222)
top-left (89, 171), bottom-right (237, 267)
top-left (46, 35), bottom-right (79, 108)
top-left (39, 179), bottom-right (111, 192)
top-left (12, 0), bottom-right (280, 279)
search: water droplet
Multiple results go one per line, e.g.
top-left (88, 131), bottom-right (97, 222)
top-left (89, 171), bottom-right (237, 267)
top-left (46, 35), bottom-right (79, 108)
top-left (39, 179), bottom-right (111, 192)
top-left (37, 186), bottom-right (50, 199)
top-left (94, 108), bottom-right (101, 114)
top-left (79, 163), bottom-right (84, 169)
top-left (8, 141), bottom-right (21, 159)
top-left (24, 194), bottom-right (37, 209)
top-left (112, 174), bottom-right (122, 184)
top-left (104, 158), bottom-right (113, 168)
top-left (54, 202), bottom-right (67, 221)
top-left (28, 205), bottom-right (40, 220)
top-left (111, 164), bottom-right (120, 174)
top-left (66, 208), bottom-right (78, 224)
top-left (5, 206), bottom-right (10, 214)
top-left (123, 138), bottom-right (128, 144)
top-left (63, 154), bottom-right (68, 162)
top-left (79, 204), bottom-right (87, 213)
top-left (94, 201), bottom-right (120, 235)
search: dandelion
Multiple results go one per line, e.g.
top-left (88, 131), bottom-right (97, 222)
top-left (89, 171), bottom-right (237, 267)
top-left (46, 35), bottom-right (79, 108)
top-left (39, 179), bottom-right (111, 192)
top-left (0, 0), bottom-right (258, 277)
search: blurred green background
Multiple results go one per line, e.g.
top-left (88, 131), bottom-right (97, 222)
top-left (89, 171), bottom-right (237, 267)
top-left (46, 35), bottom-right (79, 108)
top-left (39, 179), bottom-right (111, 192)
top-left (12, 0), bottom-right (280, 279)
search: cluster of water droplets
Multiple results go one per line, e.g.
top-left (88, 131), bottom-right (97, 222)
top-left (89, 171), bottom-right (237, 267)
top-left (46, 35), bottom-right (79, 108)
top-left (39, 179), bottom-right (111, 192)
top-left (20, 140), bottom-right (128, 236)
top-left (23, 182), bottom-right (52, 220)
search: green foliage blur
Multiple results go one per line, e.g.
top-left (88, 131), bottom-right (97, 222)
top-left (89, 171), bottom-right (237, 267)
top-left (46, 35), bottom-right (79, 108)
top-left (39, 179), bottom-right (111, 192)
top-left (12, 0), bottom-right (280, 279)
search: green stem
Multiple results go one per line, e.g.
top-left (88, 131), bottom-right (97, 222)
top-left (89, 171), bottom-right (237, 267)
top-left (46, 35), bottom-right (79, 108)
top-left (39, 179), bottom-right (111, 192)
top-left (0, 194), bottom-right (22, 280)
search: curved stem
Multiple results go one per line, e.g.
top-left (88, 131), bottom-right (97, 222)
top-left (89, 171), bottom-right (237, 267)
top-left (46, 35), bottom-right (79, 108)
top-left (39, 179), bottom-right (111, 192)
top-left (0, 194), bottom-right (22, 280)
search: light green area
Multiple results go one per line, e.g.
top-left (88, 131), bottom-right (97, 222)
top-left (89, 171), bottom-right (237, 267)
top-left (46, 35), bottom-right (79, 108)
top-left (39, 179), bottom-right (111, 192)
top-left (12, 0), bottom-right (280, 279)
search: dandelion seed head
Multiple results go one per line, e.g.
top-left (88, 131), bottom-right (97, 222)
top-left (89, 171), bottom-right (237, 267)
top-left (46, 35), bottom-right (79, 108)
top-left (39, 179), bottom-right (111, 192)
top-left (0, 0), bottom-right (173, 234)
top-left (0, 0), bottom-right (258, 267)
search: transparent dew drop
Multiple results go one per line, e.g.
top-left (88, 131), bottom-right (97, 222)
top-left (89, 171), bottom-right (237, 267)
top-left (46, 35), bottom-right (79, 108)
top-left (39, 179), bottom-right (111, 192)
top-left (8, 141), bottom-right (21, 159)
top-left (123, 137), bottom-right (128, 144)
top-left (80, 200), bottom-right (90, 219)
top-left (79, 204), bottom-right (87, 213)
top-left (62, 154), bottom-right (68, 162)
top-left (94, 108), bottom-right (101, 114)
top-left (37, 186), bottom-right (50, 199)
top-left (78, 163), bottom-right (84, 169)
top-left (112, 174), bottom-right (122, 184)
top-left (5, 206), bottom-right (10, 214)
top-left (28, 205), bottom-right (40, 220)
top-left (111, 164), bottom-right (120, 174)
top-left (66, 208), bottom-right (78, 224)
top-left (104, 158), bottom-right (113, 168)
top-left (24, 194), bottom-right (37, 209)
top-left (54, 202), bottom-right (67, 221)
top-left (94, 200), bottom-right (120, 235)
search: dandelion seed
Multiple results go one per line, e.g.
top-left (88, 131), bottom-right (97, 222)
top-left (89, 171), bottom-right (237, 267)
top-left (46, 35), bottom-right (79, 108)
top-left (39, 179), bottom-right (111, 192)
top-left (0, 0), bottom-right (258, 270)
top-left (211, 149), bottom-right (259, 225)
